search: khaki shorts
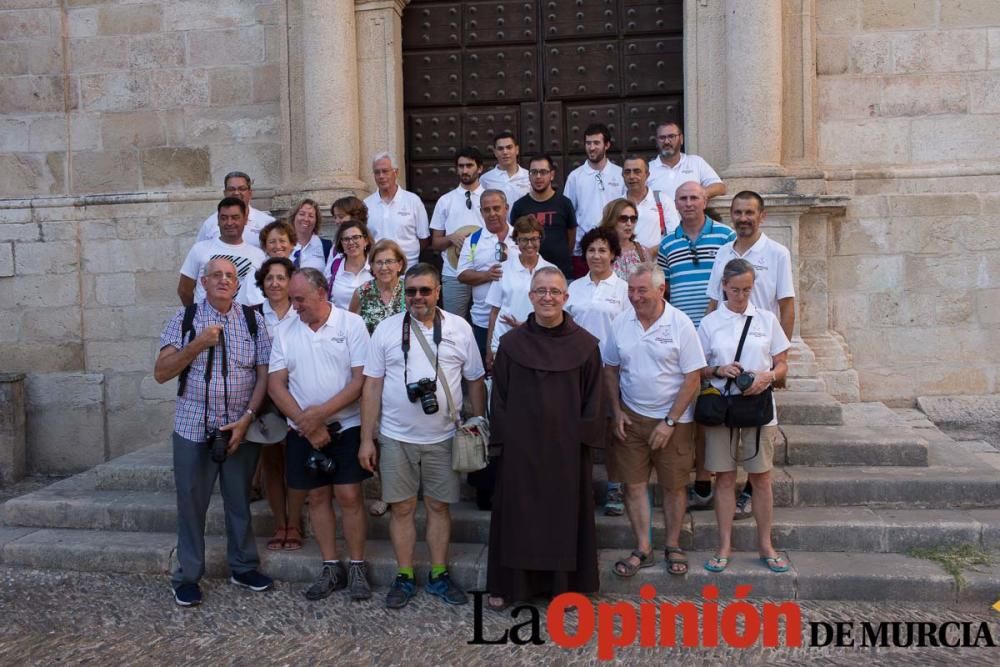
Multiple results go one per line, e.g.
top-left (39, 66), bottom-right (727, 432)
top-left (704, 424), bottom-right (777, 474)
top-left (609, 405), bottom-right (695, 491)
top-left (378, 435), bottom-right (461, 504)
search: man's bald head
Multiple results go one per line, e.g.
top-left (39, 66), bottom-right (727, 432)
top-left (530, 266), bottom-right (568, 291)
top-left (201, 257), bottom-right (240, 304)
top-left (674, 181), bottom-right (708, 224)
top-left (204, 257), bottom-right (238, 278)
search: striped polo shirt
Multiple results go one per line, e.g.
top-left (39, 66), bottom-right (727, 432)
top-left (656, 218), bottom-right (736, 327)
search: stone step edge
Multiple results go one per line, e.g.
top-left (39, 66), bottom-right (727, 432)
top-left (0, 528), bottom-right (995, 603)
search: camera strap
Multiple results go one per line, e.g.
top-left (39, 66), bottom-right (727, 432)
top-left (728, 314), bottom-right (760, 463)
top-left (202, 318), bottom-right (231, 440)
top-left (401, 309), bottom-right (441, 390)
top-left (408, 311), bottom-right (460, 426)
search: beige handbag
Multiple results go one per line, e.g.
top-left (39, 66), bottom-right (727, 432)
top-left (410, 317), bottom-right (490, 472)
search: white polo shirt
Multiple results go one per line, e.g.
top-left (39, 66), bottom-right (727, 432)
top-left (603, 301), bottom-right (706, 421)
top-left (480, 165), bottom-right (530, 206)
top-left (364, 187), bottom-right (430, 267)
top-left (485, 255), bottom-right (555, 352)
top-left (705, 233), bottom-right (795, 320)
top-left (364, 309), bottom-right (485, 444)
top-left (196, 206), bottom-right (275, 248)
top-left (647, 153), bottom-right (722, 199)
top-left (697, 302), bottom-right (790, 425)
top-left (564, 160), bottom-right (625, 254)
top-left (327, 257), bottom-right (372, 311)
top-left (268, 306), bottom-right (370, 430)
top-left (260, 298), bottom-right (294, 338)
top-left (566, 272), bottom-right (631, 358)
top-left (430, 184), bottom-right (486, 277)
top-left (455, 225), bottom-right (519, 328)
top-left (632, 187), bottom-right (680, 247)
top-left (292, 233), bottom-right (327, 271)
top-left (180, 238), bottom-right (267, 305)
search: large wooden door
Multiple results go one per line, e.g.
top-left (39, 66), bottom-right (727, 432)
top-left (402, 0), bottom-right (683, 205)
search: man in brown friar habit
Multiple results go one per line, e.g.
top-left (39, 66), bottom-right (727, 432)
top-left (485, 266), bottom-right (605, 610)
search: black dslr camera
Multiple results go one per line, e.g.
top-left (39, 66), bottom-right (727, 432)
top-left (734, 371), bottom-right (756, 392)
top-left (305, 422), bottom-right (342, 476)
top-left (406, 378), bottom-right (439, 415)
top-left (206, 429), bottom-right (231, 464)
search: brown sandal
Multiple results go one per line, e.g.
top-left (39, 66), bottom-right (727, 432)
top-left (283, 525), bottom-right (303, 551)
top-left (666, 547), bottom-right (688, 576)
top-left (613, 550), bottom-right (655, 578)
top-left (266, 527), bottom-right (286, 551)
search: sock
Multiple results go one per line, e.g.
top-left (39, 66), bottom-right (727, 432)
top-left (350, 560), bottom-right (364, 565)
top-left (398, 567), bottom-right (414, 580)
top-left (694, 480), bottom-right (712, 497)
top-left (743, 480), bottom-right (754, 496)
top-left (430, 564), bottom-right (447, 578)
top-left (324, 559), bottom-right (340, 566)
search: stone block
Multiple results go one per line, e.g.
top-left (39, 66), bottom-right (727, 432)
top-left (20, 307), bottom-right (83, 342)
top-left (816, 0), bottom-right (858, 34)
top-left (0, 343), bottom-right (83, 373)
top-left (66, 7), bottom-right (97, 38)
top-left (0, 118), bottom-right (30, 151)
top-left (0, 8), bottom-right (53, 39)
top-left (80, 70), bottom-right (209, 112)
top-left (975, 288), bottom-right (1000, 325)
top-left (96, 4), bottom-right (161, 35)
top-left (0, 43), bottom-right (28, 75)
top-left (888, 193), bottom-right (981, 218)
top-left (139, 147), bottom-right (211, 189)
top-left (252, 64), bottom-right (280, 103)
top-left (80, 219), bottom-right (116, 241)
top-left (27, 39), bottom-right (61, 75)
top-left (82, 237), bottom-right (174, 274)
top-left (1, 528), bottom-right (174, 575)
top-left (0, 75), bottom-right (67, 114)
top-left (880, 74), bottom-right (968, 117)
top-left (830, 292), bottom-right (869, 330)
top-left (69, 149), bottom-right (140, 194)
top-left (829, 254), bottom-right (904, 291)
top-left (161, 1), bottom-right (258, 32)
top-left (941, 0), bottom-right (1000, 27)
top-left (82, 307), bottom-right (124, 341)
top-left (135, 270), bottom-right (183, 303)
top-left (893, 30), bottom-right (987, 73)
top-left (849, 34), bottom-right (891, 74)
top-left (0, 274), bottom-right (79, 309)
top-left (139, 374), bottom-right (177, 401)
top-left (0, 242), bottom-right (13, 277)
top-left (816, 36), bottom-right (848, 75)
top-left (105, 401), bottom-right (175, 460)
top-left (188, 28), bottom-right (265, 67)
top-left (127, 33), bottom-right (184, 69)
top-left (969, 71), bottom-right (1000, 114)
top-left (818, 119), bottom-right (909, 166)
top-left (122, 305), bottom-right (180, 339)
top-left (209, 141), bottom-right (281, 189)
top-left (69, 36), bottom-right (129, 72)
top-left (185, 104), bottom-right (280, 143)
top-left (915, 114), bottom-right (1000, 162)
top-left (100, 110), bottom-right (164, 149)
top-left (13, 240), bottom-right (79, 274)
top-left (0, 309), bottom-right (20, 342)
top-left (776, 391), bottom-right (843, 426)
top-left (818, 76), bottom-right (882, 120)
top-left (0, 374), bottom-right (27, 485)
top-left (861, 0), bottom-right (936, 30)
top-left (209, 68), bottom-right (253, 106)
top-left (94, 273), bottom-right (135, 306)
top-left (793, 551), bottom-right (954, 601)
top-left (85, 339), bottom-right (157, 373)
top-left (991, 28), bottom-right (1000, 70)
top-left (879, 509), bottom-right (982, 551)
top-left (0, 208), bottom-right (33, 225)
top-left (25, 371), bottom-right (106, 473)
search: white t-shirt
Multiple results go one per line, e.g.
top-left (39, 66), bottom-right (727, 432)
top-left (180, 238), bottom-right (267, 305)
top-left (326, 255), bottom-right (372, 311)
top-left (697, 302), bottom-right (790, 425)
top-left (603, 301), bottom-right (707, 421)
top-left (364, 309), bottom-right (485, 444)
top-left (705, 233), bottom-right (795, 320)
top-left (485, 255), bottom-right (555, 352)
top-left (430, 184), bottom-right (486, 277)
top-left (563, 161), bottom-right (625, 255)
top-left (292, 234), bottom-right (327, 271)
top-left (196, 206), bottom-right (275, 248)
top-left (632, 187), bottom-right (680, 247)
top-left (364, 187), bottom-right (430, 267)
top-left (566, 272), bottom-right (631, 359)
top-left (480, 165), bottom-right (530, 206)
top-left (647, 153), bottom-right (723, 199)
top-left (455, 226), bottom-right (519, 328)
top-left (269, 307), bottom-right (369, 430)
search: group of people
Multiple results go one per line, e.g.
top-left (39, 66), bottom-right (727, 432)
top-left (155, 120), bottom-right (798, 610)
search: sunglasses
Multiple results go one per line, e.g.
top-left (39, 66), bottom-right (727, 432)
top-left (404, 286), bottom-right (435, 297)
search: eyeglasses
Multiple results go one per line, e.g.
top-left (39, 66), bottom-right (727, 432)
top-left (495, 244), bottom-right (508, 262)
top-left (531, 288), bottom-right (565, 298)
top-left (528, 169), bottom-right (551, 176)
top-left (404, 286), bottom-right (435, 297)
top-left (225, 186), bottom-right (250, 194)
top-left (516, 236), bottom-right (541, 245)
top-left (595, 172), bottom-right (605, 192)
top-left (341, 234), bottom-right (364, 244)
top-left (658, 134), bottom-right (680, 142)
top-left (617, 214), bottom-right (638, 223)
top-left (724, 286), bottom-right (753, 296)
top-left (465, 190), bottom-right (472, 210)
top-left (373, 259), bottom-right (398, 268)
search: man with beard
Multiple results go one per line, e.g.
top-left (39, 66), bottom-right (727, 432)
top-left (648, 121), bottom-right (726, 201)
top-left (430, 147), bottom-right (486, 318)
top-left (485, 266), bottom-right (605, 609)
top-left (509, 154), bottom-right (577, 279)
top-left (564, 123), bottom-right (626, 277)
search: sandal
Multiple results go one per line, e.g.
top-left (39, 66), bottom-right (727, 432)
top-left (666, 547), bottom-right (688, 576)
top-left (613, 549), bottom-right (655, 578)
top-left (760, 555), bottom-right (790, 573)
top-left (486, 595), bottom-right (509, 612)
top-left (266, 527), bottom-right (286, 551)
top-left (369, 500), bottom-right (389, 517)
top-left (283, 525), bottom-right (303, 551)
top-left (704, 555), bottom-right (729, 573)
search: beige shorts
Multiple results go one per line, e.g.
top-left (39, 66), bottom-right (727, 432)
top-left (704, 424), bottom-right (777, 474)
top-left (609, 405), bottom-right (695, 491)
top-left (378, 435), bottom-right (461, 504)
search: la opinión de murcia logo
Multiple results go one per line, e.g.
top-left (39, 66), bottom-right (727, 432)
top-left (468, 585), bottom-right (998, 660)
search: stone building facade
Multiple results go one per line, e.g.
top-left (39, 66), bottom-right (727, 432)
top-left (0, 0), bottom-right (997, 473)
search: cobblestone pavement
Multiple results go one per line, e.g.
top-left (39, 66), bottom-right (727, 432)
top-left (0, 566), bottom-right (998, 665)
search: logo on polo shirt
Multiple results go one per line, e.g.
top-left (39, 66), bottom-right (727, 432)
top-left (752, 262), bottom-right (768, 272)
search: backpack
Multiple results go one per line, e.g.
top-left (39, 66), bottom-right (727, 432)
top-left (176, 303), bottom-right (260, 397)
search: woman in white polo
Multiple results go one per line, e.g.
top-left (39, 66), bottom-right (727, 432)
top-left (697, 258), bottom-right (790, 574)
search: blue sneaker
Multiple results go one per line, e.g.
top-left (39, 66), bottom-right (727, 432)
top-left (426, 570), bottom-right (468, 605)
top-left (386, 574), bottom-right (416, 609)
top-left (230, 570), bottom-right (273, 592)
top-left (173, 583), bottom-right (202, 607)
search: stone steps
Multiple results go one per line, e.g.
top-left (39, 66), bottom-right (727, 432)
top-left (775, 391), bottom-right (842, 425)
top-left (0, 526), bottom-right (995, 603)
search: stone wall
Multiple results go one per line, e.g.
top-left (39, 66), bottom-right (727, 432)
top-left (815, 0), bottom-right (1000, 402)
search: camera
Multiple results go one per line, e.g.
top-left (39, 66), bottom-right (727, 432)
top-left (406, 378), bottom-right (439, 415)
top-left (734, 372), bottom-right (756, 392)
top-left (304, 422), bottom-right (342, 476)
top-left (206, 429), bottom-right (231, 464)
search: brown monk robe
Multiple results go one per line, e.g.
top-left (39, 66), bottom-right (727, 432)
top-left (486, 311), bottom-right (605, 603)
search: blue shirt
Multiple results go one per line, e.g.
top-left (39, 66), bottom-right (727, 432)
top-left (657, 218), bottom-right (736, 327)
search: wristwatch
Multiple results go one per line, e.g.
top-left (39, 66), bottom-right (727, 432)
top-left (664, 416), bottom-right (677, 427)
top-left (245, 408), bottom-right (256, 417)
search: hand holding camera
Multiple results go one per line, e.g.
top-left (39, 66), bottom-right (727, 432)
top-left (305, 422), bottom-right (342, 476)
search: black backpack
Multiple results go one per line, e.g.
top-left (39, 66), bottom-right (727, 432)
top-left (176, 303), bottom-right (260, 397)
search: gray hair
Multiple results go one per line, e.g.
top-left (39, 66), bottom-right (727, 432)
top-left (223, 171), bottom-right (252, 188)
top-left (372, 152), bottom-right (398, 169)
top-left (722, 258), bottom-right (756, 284)
top-left (530, 266), bottom-right (567, 290)
top-left (202, 256), bottom-right (238, 278)
top-left (629, 262), bottom-right (666, 290)
top-left (480, 188), bottom-right (508, 206)
top-left (292, 267), bottom-right (329, 293)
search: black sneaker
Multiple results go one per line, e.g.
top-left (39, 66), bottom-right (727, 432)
top-left (426, 570), bottom-right (468, 605)
top-left (305, 561), bottom-right (347, 601)
top-left (173, 582), bottom-right (202, 607)
top-left (347, 561), bottom-right (372, 600)
top-left (230, 569), bottom-right (273, 592)
top-left (385, 573), bottom-right (416, 609)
